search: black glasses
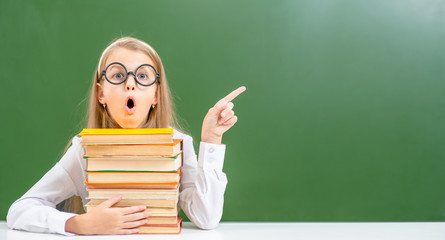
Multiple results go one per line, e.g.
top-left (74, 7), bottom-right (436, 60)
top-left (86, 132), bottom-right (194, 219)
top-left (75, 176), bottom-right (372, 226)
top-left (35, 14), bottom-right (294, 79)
top-left (99, 62), bottom-right (160, 87)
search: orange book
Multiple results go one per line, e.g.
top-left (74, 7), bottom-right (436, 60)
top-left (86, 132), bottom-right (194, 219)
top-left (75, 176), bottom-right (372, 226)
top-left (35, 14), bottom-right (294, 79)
top-left (86, 198), bottom-right (178, 208)
top-left (138, 218), bottom-right (182, 234)
top-left (83, 139), bottom-right (183, 156)
top-left (145, 216), bottom-right (179, 225)
top-left (84, 180), bottom-right (180, 190)
top-left (85, 204), bottom-right (179, 217)
top-left (87, 188), bottom-right (179, 199)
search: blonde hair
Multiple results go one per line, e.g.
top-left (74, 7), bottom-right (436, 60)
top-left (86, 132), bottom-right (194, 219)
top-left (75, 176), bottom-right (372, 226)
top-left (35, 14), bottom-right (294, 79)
top-left (90, 36), bottom-right (179, 129)
top-left (62, 36), bottom-right (182, 213)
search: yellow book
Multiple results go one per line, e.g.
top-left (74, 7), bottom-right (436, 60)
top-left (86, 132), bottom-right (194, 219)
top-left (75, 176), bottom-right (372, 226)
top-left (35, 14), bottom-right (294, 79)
top-left (79, 128), bottom-right (174, 135)
top-left (79, 128), bottom-right (174, 144)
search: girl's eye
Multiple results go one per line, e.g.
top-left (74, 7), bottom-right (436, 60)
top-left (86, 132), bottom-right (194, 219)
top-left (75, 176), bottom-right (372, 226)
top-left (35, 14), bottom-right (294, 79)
top-left (114, 73), bottom-right (124, 79)
top-left (138, 74), bottom-right (147, 80)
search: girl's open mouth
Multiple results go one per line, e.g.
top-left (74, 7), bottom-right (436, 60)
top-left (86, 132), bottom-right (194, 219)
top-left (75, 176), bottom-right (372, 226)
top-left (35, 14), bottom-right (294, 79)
top-left (125, 96), bottom-right (136, 114)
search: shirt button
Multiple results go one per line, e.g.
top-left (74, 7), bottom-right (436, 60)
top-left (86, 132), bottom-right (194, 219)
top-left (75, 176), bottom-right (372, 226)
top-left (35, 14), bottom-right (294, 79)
top-left (209, 147), bottom-right (215, 153)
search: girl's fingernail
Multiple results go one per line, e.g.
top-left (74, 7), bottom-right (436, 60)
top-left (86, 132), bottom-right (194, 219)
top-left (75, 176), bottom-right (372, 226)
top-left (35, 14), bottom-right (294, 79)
top-left (221, 112), bottom-right (225, 117)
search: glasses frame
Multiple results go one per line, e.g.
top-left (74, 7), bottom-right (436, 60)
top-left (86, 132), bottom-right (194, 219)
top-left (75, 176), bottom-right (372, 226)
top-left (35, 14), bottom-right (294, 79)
top-left (99, 62), bottom-right (160, 87)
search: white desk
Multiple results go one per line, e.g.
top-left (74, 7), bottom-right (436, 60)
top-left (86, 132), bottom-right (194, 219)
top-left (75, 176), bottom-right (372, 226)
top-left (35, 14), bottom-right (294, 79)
top-left (1, 221), bottom-right (444, 240)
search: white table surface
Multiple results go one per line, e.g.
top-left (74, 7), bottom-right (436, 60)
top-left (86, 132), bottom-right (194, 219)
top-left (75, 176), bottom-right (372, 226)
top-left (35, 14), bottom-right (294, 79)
top-left (1, 221), bottom-right (445, 240)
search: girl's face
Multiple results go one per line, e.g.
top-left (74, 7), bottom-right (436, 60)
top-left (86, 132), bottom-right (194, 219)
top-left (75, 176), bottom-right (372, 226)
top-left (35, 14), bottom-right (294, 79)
top-left (97, 47), bottom-right (158, 128)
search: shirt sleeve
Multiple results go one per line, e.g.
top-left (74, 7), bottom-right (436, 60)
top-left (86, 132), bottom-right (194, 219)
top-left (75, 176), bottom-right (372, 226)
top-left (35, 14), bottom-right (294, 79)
top-left (6, 136), bottom-right (86, 235)
top-left (178, 135), bottom-right (228, 230)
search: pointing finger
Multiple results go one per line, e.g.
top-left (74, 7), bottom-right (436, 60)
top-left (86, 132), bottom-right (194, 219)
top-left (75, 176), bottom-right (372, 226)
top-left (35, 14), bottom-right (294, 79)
top-left (216, 86), bottom-right (246, 107)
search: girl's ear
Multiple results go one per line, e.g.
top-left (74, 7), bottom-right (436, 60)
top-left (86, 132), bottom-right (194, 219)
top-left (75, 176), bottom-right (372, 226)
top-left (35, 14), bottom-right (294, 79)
top-left (97, 83), bottom-right (106, 104)
top-left (153, 86), bottom-right (159, 105)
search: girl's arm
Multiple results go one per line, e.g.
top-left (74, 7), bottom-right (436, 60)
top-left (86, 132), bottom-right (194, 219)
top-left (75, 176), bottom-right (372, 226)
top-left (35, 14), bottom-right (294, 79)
top-left (178, 86), bottom-right (246, 229)
top-left (7, 137), bottom-right (149, 235)
top-left (201, 86), bottom-right (246, 145)
top-left (178, 134), bottom-right (227, 229)
top-left (65, 195), bottom-right (150, 235)
top-left (7, 137), bottom-right (84, 235)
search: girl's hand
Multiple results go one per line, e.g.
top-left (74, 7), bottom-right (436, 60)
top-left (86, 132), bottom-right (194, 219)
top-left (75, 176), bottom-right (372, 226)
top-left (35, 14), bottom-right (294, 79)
top-left (201, 86), bottom-right (246, 145)
top-left (65, 195), bottom-right (151, 235)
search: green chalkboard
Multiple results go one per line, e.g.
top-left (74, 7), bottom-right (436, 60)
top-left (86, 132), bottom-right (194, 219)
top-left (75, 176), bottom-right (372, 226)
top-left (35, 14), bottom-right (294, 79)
top-left (1, 0), bottom-right (445, 222)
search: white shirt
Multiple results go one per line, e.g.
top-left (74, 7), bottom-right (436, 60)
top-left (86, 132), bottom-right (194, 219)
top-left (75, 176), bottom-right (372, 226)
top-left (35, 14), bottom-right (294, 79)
top-left (6, 129), bottom-right (227, 235)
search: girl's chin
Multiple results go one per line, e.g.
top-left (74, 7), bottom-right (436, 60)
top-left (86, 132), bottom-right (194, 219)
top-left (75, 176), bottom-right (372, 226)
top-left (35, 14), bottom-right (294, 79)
top-left (117, 119), bottom-right (144, 129)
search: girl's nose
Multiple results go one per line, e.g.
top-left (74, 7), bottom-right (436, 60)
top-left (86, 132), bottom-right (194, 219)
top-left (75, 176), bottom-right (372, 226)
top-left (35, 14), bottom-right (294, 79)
top-left (125, 75), bottom-right (136, 90)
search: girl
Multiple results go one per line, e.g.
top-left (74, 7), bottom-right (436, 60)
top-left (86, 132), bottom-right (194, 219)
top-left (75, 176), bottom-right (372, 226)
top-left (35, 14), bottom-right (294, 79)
top-left (7, 37), bottom-right (246, 235)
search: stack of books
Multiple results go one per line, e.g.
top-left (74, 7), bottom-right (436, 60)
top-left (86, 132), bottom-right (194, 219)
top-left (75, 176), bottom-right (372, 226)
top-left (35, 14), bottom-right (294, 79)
top-left (79, 128), bottom-right (183, 234)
